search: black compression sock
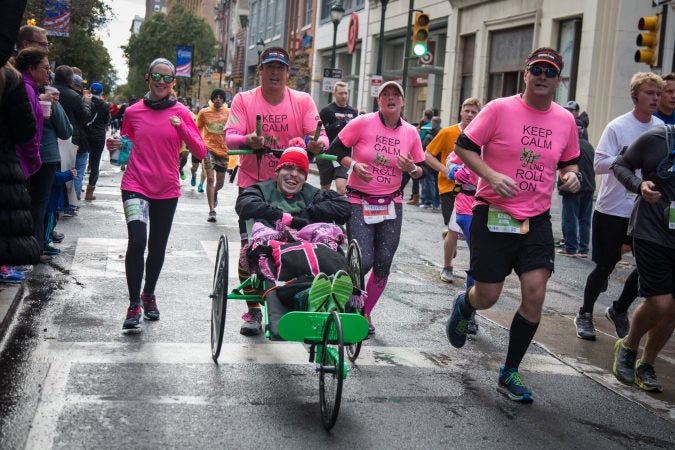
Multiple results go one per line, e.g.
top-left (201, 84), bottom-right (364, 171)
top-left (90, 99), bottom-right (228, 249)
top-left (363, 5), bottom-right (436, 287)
top-left (504, 312), bottom-right (539, 370)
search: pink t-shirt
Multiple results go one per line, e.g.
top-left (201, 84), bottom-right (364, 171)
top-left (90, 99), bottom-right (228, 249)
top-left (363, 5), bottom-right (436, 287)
top-left (338, 113), bottom-right (425, 203)
top-left (121, 101), bottom-right (206, 199)
top-left (463, 95), bottom-right (579, 220)
top-left (447, 152), bottom-right (477, 216)
top-left (225, 86), bottom-right (328, 188)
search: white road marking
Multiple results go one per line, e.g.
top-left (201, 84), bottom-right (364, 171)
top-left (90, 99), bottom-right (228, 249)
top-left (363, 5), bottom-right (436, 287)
top-left (24, 361), bottom-right (71, 450)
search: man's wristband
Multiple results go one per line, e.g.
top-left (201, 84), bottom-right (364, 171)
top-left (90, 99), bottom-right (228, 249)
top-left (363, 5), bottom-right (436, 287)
top-left (409, 165), bottom-right (418, 176)
top-left (573, 171), bottom-right (582, 183)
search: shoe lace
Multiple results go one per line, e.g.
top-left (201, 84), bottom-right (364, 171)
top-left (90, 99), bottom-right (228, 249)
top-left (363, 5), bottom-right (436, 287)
top-left (455, 318), bottom-right (469, 334)
top-left (504, 370), bottom-right (525, 387)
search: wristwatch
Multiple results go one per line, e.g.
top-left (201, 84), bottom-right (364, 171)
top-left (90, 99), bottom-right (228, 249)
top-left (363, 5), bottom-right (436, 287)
top-left (574, 171), bottom-right (582, 183)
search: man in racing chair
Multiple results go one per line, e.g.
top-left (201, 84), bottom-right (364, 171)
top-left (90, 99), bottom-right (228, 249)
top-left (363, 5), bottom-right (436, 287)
top-left (234, 146), bottom-right (357, 338)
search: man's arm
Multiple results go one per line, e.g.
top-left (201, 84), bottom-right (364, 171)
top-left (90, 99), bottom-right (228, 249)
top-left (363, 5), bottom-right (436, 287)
top-left (424, 150), bottom-right (447, 175)
top-left (454, 135), bottom-right (519, 198)
top-left (611, 134), bottom-right (661, 203)
top-left (297, 189), bottom-right (351, 225)
top-left (235, 185), bottom-right (284, 224)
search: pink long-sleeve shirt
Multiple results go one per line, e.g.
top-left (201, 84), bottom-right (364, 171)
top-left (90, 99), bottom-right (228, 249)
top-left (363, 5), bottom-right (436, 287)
top-left (121, 101), bottom-right (206, 199)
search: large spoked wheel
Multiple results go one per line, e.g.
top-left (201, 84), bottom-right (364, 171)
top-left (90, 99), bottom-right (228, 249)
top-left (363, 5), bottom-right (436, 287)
top-left (346, 239), bottom-right (364, 362)
top-left (318, 311), bottom-right (344, 431)
top-left (210, 235), bottom-right (229, 362)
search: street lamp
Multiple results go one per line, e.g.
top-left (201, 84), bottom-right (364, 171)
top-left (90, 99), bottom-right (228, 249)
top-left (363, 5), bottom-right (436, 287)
top-left (328, 3), bottom-right (345, 103)
top-left (217, 57), bottom-right (225, 88)
top-left (256, 38), bottom-right (266, 64)
top-left (196, 66), bottom-right (204, 106)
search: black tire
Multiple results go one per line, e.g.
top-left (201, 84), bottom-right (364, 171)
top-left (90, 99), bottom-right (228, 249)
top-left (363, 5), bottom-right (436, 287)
top-left (210, 235), bottom-right (229, 362)
top-left (346, 239), bottom-right (364, 362)
top-left (318, 311), bottom-right (344, 431)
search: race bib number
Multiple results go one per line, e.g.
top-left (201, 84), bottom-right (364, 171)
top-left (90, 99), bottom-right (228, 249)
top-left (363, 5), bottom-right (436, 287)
top-left (362, 200), bottom-right (396, 224)
top-left (487, 206), bottom-right (529, 234)
top-left (124, 198), bottom-right (149, 224)
top-left (669, 201), bottom-right (675, 230)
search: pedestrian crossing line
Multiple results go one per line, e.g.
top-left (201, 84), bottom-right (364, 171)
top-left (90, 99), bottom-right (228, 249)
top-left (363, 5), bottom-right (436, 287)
top-left (33, 341), bottom-right (579, 374)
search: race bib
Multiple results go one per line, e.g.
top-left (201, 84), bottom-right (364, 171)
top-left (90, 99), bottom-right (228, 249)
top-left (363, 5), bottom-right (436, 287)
top-left (124, 198), bottom-right (149, 224)
top-left (362, 200), bottom-right (396, 224)
top-left (669, 201), bottom-right (675, 230)
top-left (487, 206), bottom-right (529, 234)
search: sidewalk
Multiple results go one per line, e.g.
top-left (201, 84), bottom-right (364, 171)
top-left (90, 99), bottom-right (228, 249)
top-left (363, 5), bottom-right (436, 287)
top-left (0, 283), bottom-right (23, 342)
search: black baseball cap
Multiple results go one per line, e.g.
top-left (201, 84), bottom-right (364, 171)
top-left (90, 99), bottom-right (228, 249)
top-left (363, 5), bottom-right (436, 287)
top-left (260, 47), bottom-right (290, 67)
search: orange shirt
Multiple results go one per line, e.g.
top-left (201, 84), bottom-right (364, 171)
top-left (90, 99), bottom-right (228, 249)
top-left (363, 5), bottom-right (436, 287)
top-left (426, 123), bottom-right (460, 194)
top-left (196, 104), bottom-right (229, 157)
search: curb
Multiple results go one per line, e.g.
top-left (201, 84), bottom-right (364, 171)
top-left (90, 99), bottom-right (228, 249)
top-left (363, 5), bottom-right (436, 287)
top-left (0, 283), bottom-right (24, 343)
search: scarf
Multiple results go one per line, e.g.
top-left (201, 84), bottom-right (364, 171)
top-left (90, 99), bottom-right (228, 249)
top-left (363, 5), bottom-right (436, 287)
top-left (143, 92), bottom-right (177, 110)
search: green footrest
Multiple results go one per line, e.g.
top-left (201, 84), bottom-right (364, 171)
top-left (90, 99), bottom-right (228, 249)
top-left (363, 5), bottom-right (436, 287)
top-left (277, 312), bottom-right (369, 344)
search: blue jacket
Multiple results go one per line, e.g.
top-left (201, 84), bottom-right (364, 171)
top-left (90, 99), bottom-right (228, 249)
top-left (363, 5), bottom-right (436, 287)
top-left (40, 101), bottom-right (72, 164)
top-left (47, 169), bottom-right (74, 213)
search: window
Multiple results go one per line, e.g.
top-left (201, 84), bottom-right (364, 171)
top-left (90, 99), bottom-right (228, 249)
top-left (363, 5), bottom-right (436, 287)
top-left (557, 18), bottom-right (582, 104)
top-left (320, 0), bottom-right (364, 22)
top-left (266, 0), bottom-right (274, 39)
top-left (459, 34), bottom-right (475, 118)
top-left (487, 26), bottom-right (533, 100)
top-left (274, 0), bottom-right (283, 36)
top-left (248, 1), bottom-right (258, 46)
top-left (304, 0), bottom-right (313, 27)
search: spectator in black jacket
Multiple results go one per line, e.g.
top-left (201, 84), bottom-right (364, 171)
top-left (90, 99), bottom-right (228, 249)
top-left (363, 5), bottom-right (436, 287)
top-left (84, 82), bottom-right (110, 201)
top-left (53, 65), bottom-right (90, 204)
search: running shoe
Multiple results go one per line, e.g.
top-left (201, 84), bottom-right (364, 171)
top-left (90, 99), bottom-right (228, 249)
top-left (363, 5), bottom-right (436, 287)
top-left (61, 209), bottom-right (77, 218)
top-left (52, 231), bottom-right (65, 243)
top-left (498, 366), bottom-right (533, 403)
top-left (197, 183), bottom-right (204, 193)
top-left (122, 305), bottom-right (143, 332)
top-left (419, 204), bottom-right (432, 209)
top-left (446, 293), bottom-right (470, 348)
top-left (13, 265), bottom-right (34, 273)
top-left (141, 293), bottom-right (160, 321)
top-left (207, 210), bottom-right (216, 222)
top-left (240, 308), bottom-right (263, 336)
top-left (190, 173), bottom-right (196, 186)
top-left (576, 252), bottom-right (588, 258)
top-left (440, 267), bottom-right (454, 283)
top-left (180, 170), bottom-right (186, 181)
top-left (43, 243), bottom-right (61, 256)
top-left (635, 360), bottom-right (663, 393)
top-left (574, 311), bottom-right (596, 340)
top-left (612, 338), bottom-right (637, 385)
top-left (605, 306), bottom-right (629, 338)
top-left (0, 267), bottom-right (24, 284)
top-left (554, 239), bottom-right (565, 248)
top-left (330, 270), bottom-right (353, 312)
top-left (557, 248), bottom-right (577, 257)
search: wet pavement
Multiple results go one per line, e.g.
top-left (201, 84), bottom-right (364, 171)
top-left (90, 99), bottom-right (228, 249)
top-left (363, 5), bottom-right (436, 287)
top-left (0, 155), bottom-right (673, 449)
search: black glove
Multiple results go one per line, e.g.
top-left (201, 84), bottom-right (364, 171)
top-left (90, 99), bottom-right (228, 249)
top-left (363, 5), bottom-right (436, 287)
top-left (290, 217), bottom-right (310, 230)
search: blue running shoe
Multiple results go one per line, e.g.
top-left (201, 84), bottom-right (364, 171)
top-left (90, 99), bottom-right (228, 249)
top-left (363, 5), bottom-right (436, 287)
top-left (122, 305), bottom-right (143, 332)
top-left (0, 268), bottom-right (24, 284)
top-left (197, 183), bottom-right (204, 193)
top-left (446, 293), bottom-right (470, 348)
top-left (498, 366), bottom-right (533, 403)
top-left (190, 173), bottom-right (197, 186)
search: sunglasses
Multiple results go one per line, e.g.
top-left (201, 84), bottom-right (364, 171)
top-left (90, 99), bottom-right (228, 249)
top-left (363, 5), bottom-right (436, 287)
top-left (149, 72), bottom-right (175, 83)
top-left (528, 66), bottom-right (559, 78)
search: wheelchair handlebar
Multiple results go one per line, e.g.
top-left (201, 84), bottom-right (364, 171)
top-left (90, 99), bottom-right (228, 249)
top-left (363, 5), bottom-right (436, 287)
top-left (229, 149), bottom-right (337, 161)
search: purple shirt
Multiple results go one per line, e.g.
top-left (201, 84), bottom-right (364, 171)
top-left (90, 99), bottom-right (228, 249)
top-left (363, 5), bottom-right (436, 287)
top-left (16, 72), bottom-right (43, 177)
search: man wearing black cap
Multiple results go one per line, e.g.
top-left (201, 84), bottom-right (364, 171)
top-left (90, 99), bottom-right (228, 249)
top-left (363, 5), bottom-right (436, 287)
top-left (564, 100), bottom-right (589, 141)
top-left (196, 88), bottom-right (229, 222)
top-left (225, 46), bottom-right (329, 336)
top-left (446, 47), bottom-right (581, 403)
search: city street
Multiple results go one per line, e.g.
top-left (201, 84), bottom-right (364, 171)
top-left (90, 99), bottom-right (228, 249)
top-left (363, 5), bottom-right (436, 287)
top-left (0, 155), bottom-right (673, 449)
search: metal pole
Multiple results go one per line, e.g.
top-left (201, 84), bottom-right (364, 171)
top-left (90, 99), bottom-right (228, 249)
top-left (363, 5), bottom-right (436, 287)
top-left (373, 0), bottom-right (389, 112)
top-left (197, 74), bottom-right (202, 105)
top-left (328, 20), bottom-right (338, 104)
top-left (401, 0), bottom-right (415, 98)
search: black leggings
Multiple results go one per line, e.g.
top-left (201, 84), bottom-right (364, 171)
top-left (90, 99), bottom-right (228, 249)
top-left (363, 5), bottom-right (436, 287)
top-left (87, 137), bottom-right (106, 187)
top-left (122, 190), bottom-right (178, 305)
top-left (582, 265), bottom-right (638, 314)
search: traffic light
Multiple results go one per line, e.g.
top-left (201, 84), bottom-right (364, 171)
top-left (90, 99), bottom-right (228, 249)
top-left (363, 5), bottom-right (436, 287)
top-left (412, 12), bottom-right (430, 57)
top-left (635, 15), bottom-right (660, 66)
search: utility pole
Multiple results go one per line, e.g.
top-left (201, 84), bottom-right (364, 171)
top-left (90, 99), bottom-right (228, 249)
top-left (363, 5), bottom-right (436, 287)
top-left (401, 0), bottom-right (416, 96)
top-left (373, 0), bottom-right (389, 112)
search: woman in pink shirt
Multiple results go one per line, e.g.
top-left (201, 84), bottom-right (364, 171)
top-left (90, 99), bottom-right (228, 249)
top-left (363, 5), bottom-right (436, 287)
top-left (329, 81), bottom-right (425, 334)
top-left (108, 58), bottom-right (206, 332)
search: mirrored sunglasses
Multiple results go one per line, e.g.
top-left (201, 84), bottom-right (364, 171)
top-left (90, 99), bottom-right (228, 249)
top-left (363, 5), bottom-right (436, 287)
top-left (528, 66), bottom-right (559, 78)
top-left (150, 72), bottom-right (175, 83)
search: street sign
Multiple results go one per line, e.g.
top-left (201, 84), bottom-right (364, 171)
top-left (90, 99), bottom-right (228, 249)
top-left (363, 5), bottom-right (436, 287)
top-left (370, 75), bottom-right (383, 97)
top-left (322, 68), bottom-right (343, 93)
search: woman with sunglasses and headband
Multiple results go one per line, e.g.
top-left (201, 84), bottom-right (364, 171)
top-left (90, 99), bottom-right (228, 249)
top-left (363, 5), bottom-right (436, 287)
top-left (108, 58), bottom-right (206, 332)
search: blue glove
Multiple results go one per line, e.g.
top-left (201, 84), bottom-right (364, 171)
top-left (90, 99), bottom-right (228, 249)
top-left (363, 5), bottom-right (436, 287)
top-left (447, 164), bottom-right (461, 181)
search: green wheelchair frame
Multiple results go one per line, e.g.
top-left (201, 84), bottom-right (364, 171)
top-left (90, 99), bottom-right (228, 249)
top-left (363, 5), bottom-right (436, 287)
top-left (209, 234), bottom-right (368, 431)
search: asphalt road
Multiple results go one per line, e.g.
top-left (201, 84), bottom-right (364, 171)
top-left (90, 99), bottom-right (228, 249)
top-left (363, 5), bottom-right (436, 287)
top-left (0, 155), bottom-right (673, 449)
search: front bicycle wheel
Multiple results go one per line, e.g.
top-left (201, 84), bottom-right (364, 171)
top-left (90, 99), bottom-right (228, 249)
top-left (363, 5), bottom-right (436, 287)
top-left (210, 235), bottom-right (229, 362)
top-left (346, 239), bottom-right (364, 362)
top-left (318, 311), bottom-right (344, 431)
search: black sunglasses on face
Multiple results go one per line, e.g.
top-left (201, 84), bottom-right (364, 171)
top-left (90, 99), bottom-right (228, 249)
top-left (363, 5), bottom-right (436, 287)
top-left (149, 72), bottom-right (175, 83)
top-left (528, 66), bottom-right (559, 78)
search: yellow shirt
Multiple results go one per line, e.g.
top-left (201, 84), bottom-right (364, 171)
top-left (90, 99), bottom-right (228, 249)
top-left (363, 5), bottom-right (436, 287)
top-left (196, 104), bottom-right (229, 157)
top-left (426, 123), bottom-right (460, 194)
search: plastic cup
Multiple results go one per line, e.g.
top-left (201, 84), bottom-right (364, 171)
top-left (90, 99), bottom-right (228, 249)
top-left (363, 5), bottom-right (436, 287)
top-left (110, 150), bottom-right (120, 166)
top-left (40, 100), bottom-right (51, 119)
